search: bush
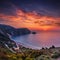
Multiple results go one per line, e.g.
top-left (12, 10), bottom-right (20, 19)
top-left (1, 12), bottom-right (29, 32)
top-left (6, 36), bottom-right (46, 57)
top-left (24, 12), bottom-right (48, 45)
top-left (51, 52), bottom-right (60, 59)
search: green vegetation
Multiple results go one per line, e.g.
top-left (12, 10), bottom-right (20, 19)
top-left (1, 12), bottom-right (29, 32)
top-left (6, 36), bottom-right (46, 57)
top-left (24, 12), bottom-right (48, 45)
top-left (0, 46), bottom-right (60, 60)
top-left (51, 52), bottom-right (60, 59)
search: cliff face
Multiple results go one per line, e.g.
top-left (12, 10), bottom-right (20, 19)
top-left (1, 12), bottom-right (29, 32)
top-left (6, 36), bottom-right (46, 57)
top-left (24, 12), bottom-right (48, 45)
top-left (0, 24), bottom-right (31, 52)
top-left (0, 29), bottom-right (18, 52)
top-left (16, 28), bottom-right (31, 36)
top-left (0, 24), bottom-right (31, 37)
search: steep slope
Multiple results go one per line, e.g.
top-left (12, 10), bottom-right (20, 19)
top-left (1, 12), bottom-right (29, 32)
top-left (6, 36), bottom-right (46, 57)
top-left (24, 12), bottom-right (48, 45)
top-left (0, 24), bottom-right (31, 37)
top-left (0, 24), bottom-right (31, 53)
top-left (0, 29), bottom-right (19, 52)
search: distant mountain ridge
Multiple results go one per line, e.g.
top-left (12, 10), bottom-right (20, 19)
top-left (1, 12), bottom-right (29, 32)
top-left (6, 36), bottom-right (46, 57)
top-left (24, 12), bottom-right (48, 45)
top-left (0, 24), bottom-right (31, 37)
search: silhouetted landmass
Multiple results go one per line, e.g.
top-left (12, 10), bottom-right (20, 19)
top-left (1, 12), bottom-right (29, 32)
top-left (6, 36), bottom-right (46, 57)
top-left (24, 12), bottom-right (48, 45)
top-left (32, 32), bottom-right (36, 34)
top-left (16, 28), bottom-right (31, 36)
top-left (0, 24), bottom-right (31, 53)
top-left (0, 24), bottom-right (31, 37)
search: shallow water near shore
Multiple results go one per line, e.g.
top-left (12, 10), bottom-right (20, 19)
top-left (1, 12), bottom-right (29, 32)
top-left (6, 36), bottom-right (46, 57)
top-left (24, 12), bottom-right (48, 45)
top-left (13, 32), bottom-right (60, 49)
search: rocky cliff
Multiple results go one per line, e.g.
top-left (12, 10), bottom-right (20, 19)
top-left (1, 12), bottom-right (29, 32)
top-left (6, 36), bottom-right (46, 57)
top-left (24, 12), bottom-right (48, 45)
top-left (0, 24), bottom-right (31, 37)
top-left (0, 24), bottom-right (31, 52)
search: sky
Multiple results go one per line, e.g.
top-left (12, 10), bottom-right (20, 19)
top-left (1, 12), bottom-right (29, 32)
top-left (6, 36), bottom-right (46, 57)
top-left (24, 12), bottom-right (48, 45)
top-left (0, 0), bottom-right (60, 31)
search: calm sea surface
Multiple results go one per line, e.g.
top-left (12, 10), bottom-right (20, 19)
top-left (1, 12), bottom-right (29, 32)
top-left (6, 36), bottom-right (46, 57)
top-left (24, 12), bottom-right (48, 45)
top-left (13, 32), bottom-right (60, 49)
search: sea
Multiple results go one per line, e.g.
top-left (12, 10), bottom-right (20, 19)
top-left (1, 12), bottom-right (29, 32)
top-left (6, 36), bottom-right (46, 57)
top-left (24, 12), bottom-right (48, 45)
top-left (13, 31), bottom-right (60, 49)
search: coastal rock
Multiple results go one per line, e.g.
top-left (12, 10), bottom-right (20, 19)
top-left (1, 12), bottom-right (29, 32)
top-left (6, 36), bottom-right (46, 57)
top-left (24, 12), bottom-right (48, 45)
top-left (0, 24), bottom-right (31, 37)
top-left (0, 24), bottom-right (31, 52)
top-left (32, 32), bottom-right (36, 34)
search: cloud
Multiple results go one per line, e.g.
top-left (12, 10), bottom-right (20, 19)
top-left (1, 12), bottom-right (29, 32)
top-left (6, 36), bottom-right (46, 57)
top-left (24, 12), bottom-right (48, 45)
top-left (55, 23), bottom-right (60, 26)
top-left (0, 3), bottom-right (60, 30)
top-left (0, 9), bottom-right (60, 26)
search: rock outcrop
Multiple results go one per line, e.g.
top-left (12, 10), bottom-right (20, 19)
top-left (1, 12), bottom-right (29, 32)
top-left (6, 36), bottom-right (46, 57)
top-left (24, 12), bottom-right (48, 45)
top-left (0, 24), bottom-right (31, 37)
top-left (0, 24), bottom-right (31, 52)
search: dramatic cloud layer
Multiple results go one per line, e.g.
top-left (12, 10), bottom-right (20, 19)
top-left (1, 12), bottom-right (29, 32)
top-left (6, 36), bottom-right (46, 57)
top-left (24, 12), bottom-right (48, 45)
top-left (0, 0), bottom-right (60, 30)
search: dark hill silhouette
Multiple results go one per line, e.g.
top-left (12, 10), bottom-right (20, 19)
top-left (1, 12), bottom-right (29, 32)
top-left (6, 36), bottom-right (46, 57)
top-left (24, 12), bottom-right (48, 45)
top-left (0, 24), bottom-right (31, 52)
top-left (0, 24), bottom-right (31, 37)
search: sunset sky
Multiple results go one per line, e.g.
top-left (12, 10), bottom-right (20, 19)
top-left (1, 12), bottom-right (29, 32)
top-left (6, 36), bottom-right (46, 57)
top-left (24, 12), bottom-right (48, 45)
top-left (0, 0), bottom-right (60, 31)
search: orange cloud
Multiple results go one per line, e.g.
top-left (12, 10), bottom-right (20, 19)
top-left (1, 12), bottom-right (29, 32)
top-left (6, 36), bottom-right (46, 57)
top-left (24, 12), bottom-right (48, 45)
top-left (0, 9), bottom-right (60, 31)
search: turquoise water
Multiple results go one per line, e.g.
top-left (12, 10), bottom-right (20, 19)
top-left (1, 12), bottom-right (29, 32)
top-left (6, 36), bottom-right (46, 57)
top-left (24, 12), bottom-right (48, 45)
top-left (13, 32), bottom-right (60, 49)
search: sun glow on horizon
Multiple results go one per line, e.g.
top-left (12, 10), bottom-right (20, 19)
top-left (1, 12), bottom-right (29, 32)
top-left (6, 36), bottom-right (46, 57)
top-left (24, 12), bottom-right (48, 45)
top-left (40, 26), bottom-right (52, 31)
top-left (0, 8), bottom-right (60, 31)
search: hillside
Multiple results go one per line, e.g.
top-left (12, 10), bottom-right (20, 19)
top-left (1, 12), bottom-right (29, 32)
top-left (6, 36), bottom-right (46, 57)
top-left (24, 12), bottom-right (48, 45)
top-left (0, 24), bottom-right (60, 60)
top-left (0, 24), bottom-right (31, 37)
